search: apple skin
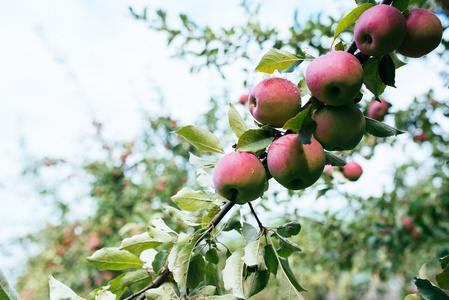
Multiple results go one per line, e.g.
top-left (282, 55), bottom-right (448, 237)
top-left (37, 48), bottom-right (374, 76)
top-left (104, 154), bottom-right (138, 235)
top-left (396, 8), bottom-right (443, 58)
top-left (305, 51), bottom-right (363, 107)
top-left (342, 161), bottom-right (363, 181)
top-left (213, 151), bottom-right (266, 204)
top-left (267, 134), bottom-right (325, 190)
top-left (354, 4), bottom-right (407, 57)
top-left (238, 94), bottom-right (249, 105)
top-left (249, 78), bottom-right (301, 128)
top-left (367, 99), bottom-right (391, 121)
top-left (314, 104), bottom-right (365, 151)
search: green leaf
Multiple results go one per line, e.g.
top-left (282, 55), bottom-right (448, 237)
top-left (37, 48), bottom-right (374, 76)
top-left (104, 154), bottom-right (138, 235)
top-left (297, 79), bottom-right (311, 97)
top-left (222, 208), bottom-right (242, 232)
top-left (86, 248), bottom-right (143, 271)
top-left (255, 49), bottom-right (303, 74)
top-left (120, 269), bottom-right (153, 292)
top-left (365, 117), bottom-right (406, 137)
top-left (379, 55), bottom-right (396, 87)
top-left (205, 248), bottom-right (220, 265)
top-left (235, 129), bottom-right (274, 153)
top-left (276, 235), bottom-right (302, 258)
top-left (333, 3), bottom-right (375, 41)
top-left (190, 285), bottom-right (217, 298)
top-left (119, 233), bottom-right (162, 255)
top-left (205, 263), bottom-right (221, 293)
top-left (147, 221), bottom-right (177, 245)
top-left (223, 248), bottom-right (245, 299)
top-left (228, 103), bottom-right (249, 138)
top-left (277, 222), bottom-right (302, 238)
top-left (202, 296), bottom-right (237, 300)
top-left (389, 52), bottom-right (406, 69)
top-left (334, 40), bottom-right (345, 51)
top-left (283, 105), bottom-right (312, 133)
top-left (167, 233), bottom-right (196, 292)
top-left (245, 270), bottom-right (270, 298)
top-left (145, 282), bottom-right (179, 300)
top-left (152, 250), bottom-right (169, 274)
top-left (264, 245), bottom-right (279, 274)
top-left (415, 278), bottom-right (449, 300)
top-left (440, 255), bottom-right (449, 269)
top-left (277, 257), bottom-right (307, 300)
top-left (162, 204), bottom-right (202, 226)
top-left (405, 294), bottom-right (424, 300)
top-left (187, 254), bottom-right (206, 291)
top-left (436, 261), bottom-right (449, 290)
top-left (176, 125), bottom-right (225, 154)
top-left (49, 275), bottom-right (85, 300)
top-left (93, 290), bottom-right (116, 300)
top-left (189, 152), bottom-right (217, 168)
top-left (363, 57), bottom-right (386, 98)
top-left (0, 269), bottom-right (20, 300)
top-left (392, 0), bottom-right (410, 11)
top-left (279, 60), bottom-right (303, 74)
top-left (242, 222), bottom-right (260, 244)
top-left (324, 152), bottom-right (347, 167)
top-left (355, 0), bottom-right (376, 4)
top-left (171, 187), bottom-right (215, 212)
top-left (243, 240), bottom-right (268, 271)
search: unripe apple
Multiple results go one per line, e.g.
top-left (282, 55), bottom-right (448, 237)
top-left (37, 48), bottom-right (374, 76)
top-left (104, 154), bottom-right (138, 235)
top-left (238, 94), bottom-right (249, 105)
top-left (249, 78), bottom-right (301, 128)
top-left (213, 151), bottom-right (266, 204)
top-left (305, 51), bottom-right (363, 106)
top-left (313, 104), bottom-right (366, 151)
top-left (396, 8), bottom-right (443, 58)
top-left (354, 4), bottom-right (407, 57)
top-left (342, 161), bottom-right (363, 181)
top-left (267, 134), bottom-right (325, 190)
top-left (367, 99), bottom-right (391, 121)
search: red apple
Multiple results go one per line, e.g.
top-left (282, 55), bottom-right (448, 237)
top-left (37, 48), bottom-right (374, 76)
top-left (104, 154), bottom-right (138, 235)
top-left (354, 4), bottom-right (407, 57)
top-left (267, 134), bottom-right (325, 190)
top-left (342, 161), bottom-right (363, 181)
top-left (402, 216), bottom-right (414, 231)
top-left (249, 78), bottom-right (301, 128)
top-left (238, 94), bottom-right (249, 105)
top-left (305, 51), bottom-right (363, 106)
top-left (367, 99), bottom-right (391, 121)
top-left (413, 132), bottom-right (427, 143)
top-left (213, 151), bottom-right (266, 204)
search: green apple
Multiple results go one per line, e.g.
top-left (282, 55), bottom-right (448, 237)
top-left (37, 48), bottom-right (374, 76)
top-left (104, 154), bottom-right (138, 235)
top-left (313, 104), bottom-right (366, 151)
top-left (305, 51), bottom-right (363, 106)
top-left (267, 134), bottom-right (325, 190)
top-left (213, 151), bottom-right (266, 204)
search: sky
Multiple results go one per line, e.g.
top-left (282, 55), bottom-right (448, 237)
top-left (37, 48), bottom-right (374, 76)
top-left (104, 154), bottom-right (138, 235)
top-left (1, 0), bottom-right (448, 287)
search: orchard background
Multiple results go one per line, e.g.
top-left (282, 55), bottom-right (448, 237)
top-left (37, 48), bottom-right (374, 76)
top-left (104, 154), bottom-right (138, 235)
top-left (1, 0), bottom-right (449, 299)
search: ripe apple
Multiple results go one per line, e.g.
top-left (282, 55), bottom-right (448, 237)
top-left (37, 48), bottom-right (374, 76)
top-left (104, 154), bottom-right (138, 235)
top-left (313, 104), bottom-right (366, 151)
top-left (367, 99), bottom-right (391, 121)
top-left (249, 77), bottom-right (301, 128)
top-left (213, 151), bottom-right (266, 204)
top-left (402, 216), bottom-right (414, 231)
top-left (342, 161), bottom-right (363, 181)
top-left (267, 134), bottom-right (325, 190)
top-left (323, 165), bottom-right (333, 177)
top-left (396, 8), bottom-right (443, 58)
top-left (413, 132), bottom-right (427, 143)
top-left (305, 51), bottom-right (363, 106)
top-left (354, 4), bottom-right (407, 57)
top-left (238, 94), bottom-right (249, 105)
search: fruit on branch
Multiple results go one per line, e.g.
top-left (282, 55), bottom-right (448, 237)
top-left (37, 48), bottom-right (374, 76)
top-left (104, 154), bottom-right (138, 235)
top-left (402, 216), bottom-right (414, 231)
top-left (367, 99), bottom-right (391, 121)
top-left (249, 77), bottom-right (301, 127)
top-left (396, 8), bottom-right (443, 58)
top-left (213, 151), bottom-right (266, 204)
top-left (323, 165), bottom-right (333, 177)
top-left (413, 132), bottom-right (427, 143)
top-left (313, 104), bottom-right (366, 151)
top-left (305, 51), bottom-right (363, 106)
top-left (354, 4), bottom-right (407, 57)
top-left (267, 134), bottom-right (325, 190)
top-left (342, 161), bottom-right (363, 181)
top-left (238, 94), bottom-right (249, 105)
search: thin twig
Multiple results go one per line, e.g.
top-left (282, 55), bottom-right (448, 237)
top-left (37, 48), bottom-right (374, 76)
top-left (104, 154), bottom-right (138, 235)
top-left (248, 202), bottom-right (264, 230)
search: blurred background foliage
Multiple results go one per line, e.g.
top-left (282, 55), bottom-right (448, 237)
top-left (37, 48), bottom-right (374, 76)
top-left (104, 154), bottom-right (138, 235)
top-left (9, 0), bottom-right (449, 299)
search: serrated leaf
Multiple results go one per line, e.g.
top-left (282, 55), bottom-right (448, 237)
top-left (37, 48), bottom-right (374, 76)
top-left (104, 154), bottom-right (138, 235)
top-left (324, 152), bottom-right (346, 167)
top-left (363, 57), bottom-right (386, 98)
top-left (365, 117), bottom-right (406, 137)
top-left (0, 269), bottom-right (20, 300)
top-left (49, 275), bottom-right (85, 300)
top-left (392, 0), bottom-right (410, 11)
top-left (235, 129), bottom-right (274, 153)
top-left (242, 222), bottom-right (260, 244)
top-left (243, 240), bottom-right (267, 271)
top-left (379, 55), bottom-right (396, 87)
top-left (119, 233), bottom-right (162, 255)
top-left (277, 222), bottom-right (302, 238)
top-left (389, 52), bottom-right (406, 69)
top-left (415, 278), bottom-right (449, 300)
top-left (255, 49), bottom-right (302, 74)
top-left (276, 235), bottom-right (302, 258)
top-left (187, 254), bottom-right (206, 291)
top-left (120, 269), bottom-right (153, 292)
top-left (223, 248), bottom-right (245, 299)
top-left (87, 248), bottom-right (143, 271)
top-left (162, 204), bottom-right (202, 227)
top-left (245, 270), bottom-right (270, 298)
top-left (228, 103), bottom-right (249, 138)
top-left (171, 187), bottom-right (215, 212)
top-left (189, 152), bottom-right (217, 168)
top-left (167, 234), bottom-right (196, 292)
top-left (145, 282), bottom-right (179, 300)
top-left (333, 3), bottom-right (375, 42)
top-left (276, 257), bottom-right (306, 300)
top-left (176, 125), bottom-right (225, 154)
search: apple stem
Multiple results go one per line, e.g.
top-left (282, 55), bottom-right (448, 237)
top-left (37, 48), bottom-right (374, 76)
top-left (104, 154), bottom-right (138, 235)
top-left (248, 202), bottom-right (265, 230)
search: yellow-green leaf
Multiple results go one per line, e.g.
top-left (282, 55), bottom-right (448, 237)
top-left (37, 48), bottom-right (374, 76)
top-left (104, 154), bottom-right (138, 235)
top-left (176, 125), bottom-right (225, 154)
top-left (255, 49), bottom-right (302, 74)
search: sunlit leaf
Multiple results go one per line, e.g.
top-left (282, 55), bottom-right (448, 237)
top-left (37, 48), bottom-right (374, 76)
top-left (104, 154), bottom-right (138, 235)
top-left (223, 248), bottom-right (245, 299)
top-left (243, 239), bottom-right (268, 271)
top-left (235, 129), bottom-right (274, 152)
top-left (0, 269), bottom-right (20, 300)
top-left (256, 49), bottom-right (303, 74)
top-left (87, 248), bottom-right (143, 271)
top-left (333, 3), bottom-right (375, 41)
top-left (189, 152), bottom-right (217, 168)
top-left (167, 233), bottom-right (196, 292)
top-left (162, 204), bottom-right (202, 227)
top-left (119, 233), bottom-right (162, 255)
top-left (277, 257), bottom-right (307, 300)
top-left (171, 187), bottom-right (215, 212)
top-left (176, 125), bottom-right (225, 154)
top-left (228, 103), bottom-right (249, 138)
top-left (120, 269), bottom-right (153, 292)
top-left (145, 282), bottom-right (179, 300)
top-left (49, 275), bottom-right (85, 300)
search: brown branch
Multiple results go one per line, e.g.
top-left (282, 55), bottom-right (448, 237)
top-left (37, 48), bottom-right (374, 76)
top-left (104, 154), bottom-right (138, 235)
top-left (248, 202), bottom-right (264, 230)
top-left (124, 200), bottom-right (236, 300)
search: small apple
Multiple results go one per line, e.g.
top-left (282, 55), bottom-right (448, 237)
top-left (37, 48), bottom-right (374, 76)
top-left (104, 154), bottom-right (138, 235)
top-left (396, 8), bottom-right (443, 58)
top-left (354, 4), bottom-right (407, 57)
top-left (402, 216), bottom-right (414, 231)
top-left (213, 151), bottom-right (266, 204)
top-left (367, 99), bottom-right (391, 121)
top-left (413, 132), bottom-right (427, 143)
top-left (313, 104), bottom-right (366, 151)
top-left (305, 51), bottom-right (363, 106)
top-left (249, 77), bottom-right (301, 128)
top-left (323, 165), bottom-right (333, 177)
top-left (267, 134), bottom-right (325, 190)
top-left (342, 161), bottom-right (363, 181)
top-left (238, 94), bottom-right (249, 105)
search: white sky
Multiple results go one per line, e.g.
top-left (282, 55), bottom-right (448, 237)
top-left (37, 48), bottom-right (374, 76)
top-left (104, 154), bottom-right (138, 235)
top-left (0, 0), bottom-right (448, 286)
